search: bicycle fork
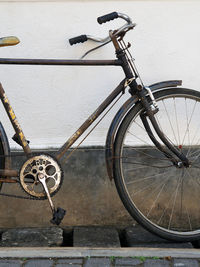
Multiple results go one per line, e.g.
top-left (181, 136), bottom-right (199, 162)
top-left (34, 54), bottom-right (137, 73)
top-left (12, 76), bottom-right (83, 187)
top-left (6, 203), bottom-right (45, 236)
top-left (137, 86), bottom-right (190, 168)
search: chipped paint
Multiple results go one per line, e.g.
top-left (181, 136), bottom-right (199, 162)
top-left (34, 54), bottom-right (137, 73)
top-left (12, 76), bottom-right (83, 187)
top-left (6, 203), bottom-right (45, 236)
top-left (0, 86), bottom-right (31, 155)
top-left (56, 79), bottom-right (126, 160)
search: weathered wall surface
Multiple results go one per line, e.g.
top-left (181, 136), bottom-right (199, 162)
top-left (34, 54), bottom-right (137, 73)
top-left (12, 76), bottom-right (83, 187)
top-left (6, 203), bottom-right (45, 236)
top-left (0, 0), bottom-right (199, 149)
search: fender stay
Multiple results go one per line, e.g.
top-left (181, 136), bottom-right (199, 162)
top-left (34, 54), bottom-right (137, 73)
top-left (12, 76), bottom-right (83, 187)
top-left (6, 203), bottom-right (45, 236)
top-left (105, 80), bottom-right (182, 180)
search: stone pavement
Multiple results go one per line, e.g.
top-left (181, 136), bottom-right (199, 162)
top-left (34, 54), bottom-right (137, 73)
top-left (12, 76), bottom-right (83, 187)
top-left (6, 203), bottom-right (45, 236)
top-left (0, 225), bottom-right (199, 266)
top-left (0, 255), bottom-right (200, 266)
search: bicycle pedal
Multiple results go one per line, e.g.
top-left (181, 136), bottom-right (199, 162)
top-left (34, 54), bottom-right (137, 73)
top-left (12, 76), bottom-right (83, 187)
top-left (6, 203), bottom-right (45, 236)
top-left (50, 207), bottom-right (66, 225)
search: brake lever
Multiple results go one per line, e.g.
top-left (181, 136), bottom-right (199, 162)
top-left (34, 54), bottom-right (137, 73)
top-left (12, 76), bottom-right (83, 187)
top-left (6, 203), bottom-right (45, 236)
top-left (80, 39), bottom-right (111, 59)
top-left (78, 12), bottom-right (136, 59)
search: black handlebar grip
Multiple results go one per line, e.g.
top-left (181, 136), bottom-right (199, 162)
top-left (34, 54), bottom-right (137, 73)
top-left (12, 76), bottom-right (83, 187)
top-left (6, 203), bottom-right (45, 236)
top-left (69, 35), bottom-right (88, 45)
top-left (97, 12), bottom-right (118, 24)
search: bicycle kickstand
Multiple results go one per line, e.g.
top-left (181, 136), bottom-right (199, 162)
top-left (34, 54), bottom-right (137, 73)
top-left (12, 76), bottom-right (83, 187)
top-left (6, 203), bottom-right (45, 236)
top-left (38, 173), bottom-right (66, 225)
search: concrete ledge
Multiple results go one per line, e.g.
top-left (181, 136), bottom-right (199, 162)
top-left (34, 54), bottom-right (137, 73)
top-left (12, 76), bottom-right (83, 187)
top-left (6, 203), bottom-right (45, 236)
top-left (1, 227), bottom-right (63, 247)
top-left (73, 226), bottom-right (121, 247)
top-left (0, 247), bottom-right (200, 258)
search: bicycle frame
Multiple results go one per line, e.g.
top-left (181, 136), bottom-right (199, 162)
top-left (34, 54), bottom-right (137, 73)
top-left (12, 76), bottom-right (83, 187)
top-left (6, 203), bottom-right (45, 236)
top-left (0, 56), bottom-right (130, 178)
top-left (0, 31), bottom-right (189, 179)
top-left (0, 12), bottom-right (197, 235)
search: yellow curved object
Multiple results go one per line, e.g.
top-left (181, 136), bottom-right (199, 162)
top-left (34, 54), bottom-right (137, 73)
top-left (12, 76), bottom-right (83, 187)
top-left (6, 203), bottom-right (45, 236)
top-left (0, 36), bottom-right (20, 47)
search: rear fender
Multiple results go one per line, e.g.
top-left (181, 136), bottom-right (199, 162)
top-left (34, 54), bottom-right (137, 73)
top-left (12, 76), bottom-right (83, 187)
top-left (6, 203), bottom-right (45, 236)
top-left (105, 80), bottom-right (182, 180)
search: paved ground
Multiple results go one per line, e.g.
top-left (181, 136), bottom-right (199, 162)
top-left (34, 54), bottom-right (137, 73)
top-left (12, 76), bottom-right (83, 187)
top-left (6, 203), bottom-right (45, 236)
top-left (0, 256), bottom-right (199, 266)
top-left (0, 247), bottom-right (199, 266)
top-left (0, 226), bottom-right (199, 266)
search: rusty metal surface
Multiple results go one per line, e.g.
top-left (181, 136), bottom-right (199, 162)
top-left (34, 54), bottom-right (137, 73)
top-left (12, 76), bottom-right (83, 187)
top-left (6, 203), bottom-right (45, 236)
top-left (19, 154), bottom-right (63, 199)
top-left (0, 83), bottom-right (5, 96)
top-left (56, 79), bottom-right (126, 160)
top-left (0, 178), bottom-right (17, 183)
top-left (110, 31), bottom-right (121, 52)
top-left (0, 168), bottom-right (18, 177)
top-left (0, 84), bottom-right (31, 156)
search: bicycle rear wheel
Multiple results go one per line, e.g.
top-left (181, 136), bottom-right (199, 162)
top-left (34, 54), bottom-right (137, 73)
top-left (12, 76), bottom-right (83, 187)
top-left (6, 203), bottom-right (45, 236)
top-left (114, 87), bottom-right (200, 241)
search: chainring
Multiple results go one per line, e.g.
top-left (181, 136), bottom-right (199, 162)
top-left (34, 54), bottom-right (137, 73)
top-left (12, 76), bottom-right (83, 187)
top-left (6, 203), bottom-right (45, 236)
top-left (19, 154), bottom-right (63, 200)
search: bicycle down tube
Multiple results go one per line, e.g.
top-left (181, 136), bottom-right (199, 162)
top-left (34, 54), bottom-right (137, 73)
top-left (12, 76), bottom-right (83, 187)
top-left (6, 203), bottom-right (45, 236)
top-left (56, 78), bottom-right (127, 160)
top-left (0, 57), bottom-right (124, 177)
top-left (0, 76), bottom-right (127, 177)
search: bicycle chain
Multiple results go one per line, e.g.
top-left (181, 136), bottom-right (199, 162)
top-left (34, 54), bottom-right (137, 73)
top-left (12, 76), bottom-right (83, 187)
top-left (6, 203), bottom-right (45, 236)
top-left (0, 177), bottom-right (43, 200)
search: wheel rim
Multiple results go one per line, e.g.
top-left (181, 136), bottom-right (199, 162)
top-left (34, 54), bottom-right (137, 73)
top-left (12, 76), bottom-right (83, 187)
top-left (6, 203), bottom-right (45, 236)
top-left (119, 90), bottom-right (200, 236)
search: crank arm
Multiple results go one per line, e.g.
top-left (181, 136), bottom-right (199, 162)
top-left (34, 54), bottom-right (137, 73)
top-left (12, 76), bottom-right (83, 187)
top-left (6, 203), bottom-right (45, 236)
top-left (38, 174), bottom-right (55, 212)
top-left (38, 174), bottom-right (66, 225)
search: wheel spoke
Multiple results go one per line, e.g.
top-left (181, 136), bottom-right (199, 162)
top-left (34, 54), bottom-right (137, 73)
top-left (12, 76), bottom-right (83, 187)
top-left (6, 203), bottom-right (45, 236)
top-left (121, 159), bottom-right (172, 168)
top-left (131, 177), bottom-right (166, 196)
top-left (168, 171), bottom-right (185, 229)
top-left (121, 147), bottom-right (172, 162)
top-left (185, 205), bottom-right (192, 231)
top-left (146, 175), bottom-right (171, 218)
top-left (126, 169), bottom-right (172, 185)
top-left (173, 97), bottom-right (181, 145)
top-left (115, 88), bottom-right (200, 240)
top-left (157, 174), bottom-right (181, 227)
top-left (162, 100), bottom-right (179, 145)
top-left (182, 99), bottom-right (197, 156)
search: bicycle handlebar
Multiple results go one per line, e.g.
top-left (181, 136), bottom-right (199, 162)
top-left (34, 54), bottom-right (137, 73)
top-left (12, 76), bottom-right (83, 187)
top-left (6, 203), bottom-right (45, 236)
top-left (97, 12), bottom-right (119, 24)
top-left (69, 35), bottom-right (88, 46)
top-left (97, 12), bottom-right (132, 25)
top-left (69, 12), bottom-right (135, 46)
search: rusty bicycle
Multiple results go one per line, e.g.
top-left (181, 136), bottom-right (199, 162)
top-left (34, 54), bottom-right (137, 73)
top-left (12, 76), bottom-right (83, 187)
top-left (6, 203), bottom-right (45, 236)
top-left (0, 12), bottom-right (199, 242)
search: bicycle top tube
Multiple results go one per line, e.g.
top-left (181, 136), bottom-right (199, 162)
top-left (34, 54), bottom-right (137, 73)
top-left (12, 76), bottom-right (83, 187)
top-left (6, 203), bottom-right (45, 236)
top-left (0, 58), bottom-right (122, 66)
top-left (0, 12), bottom-right (136, 64)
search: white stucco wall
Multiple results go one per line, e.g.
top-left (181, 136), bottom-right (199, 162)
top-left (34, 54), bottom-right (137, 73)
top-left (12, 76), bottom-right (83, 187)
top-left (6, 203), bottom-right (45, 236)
top-left (0, 0), bottom-right (199, 149)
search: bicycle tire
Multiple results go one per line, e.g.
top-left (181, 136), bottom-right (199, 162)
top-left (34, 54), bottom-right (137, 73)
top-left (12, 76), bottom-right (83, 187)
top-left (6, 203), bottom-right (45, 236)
top-left (0, 141), bottom-right (4, 191)
top-left (114, 87), bottom-right (200, 241)
top-left (0, 122), bottom-right (10, 192)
